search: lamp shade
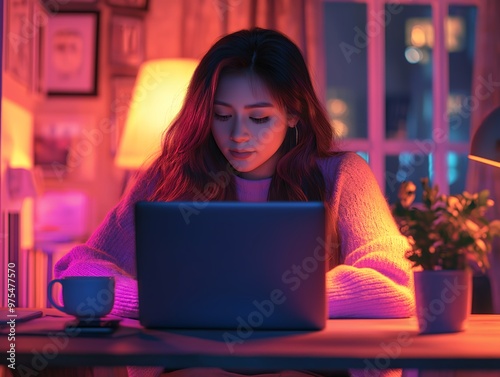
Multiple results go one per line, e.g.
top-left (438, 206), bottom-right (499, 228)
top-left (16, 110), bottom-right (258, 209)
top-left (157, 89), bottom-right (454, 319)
top-left (115, 58), bottom-right (199, 169)
top-left (468, 107), bottom-right (500, 168)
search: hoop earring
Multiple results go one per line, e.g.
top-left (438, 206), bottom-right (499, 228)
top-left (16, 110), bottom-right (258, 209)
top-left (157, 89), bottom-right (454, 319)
top-left (295, 126), bottom-right (299, 145)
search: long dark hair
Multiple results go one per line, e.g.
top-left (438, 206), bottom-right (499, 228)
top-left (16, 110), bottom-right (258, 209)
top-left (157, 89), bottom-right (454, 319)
top-left (144, 28), bottom-right (338, 202)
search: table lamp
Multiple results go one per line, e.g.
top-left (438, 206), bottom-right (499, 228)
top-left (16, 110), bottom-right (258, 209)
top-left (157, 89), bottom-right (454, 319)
top-left (115, 58), bottom-right (199, 169)
top-left (468, 106), bottom-right (500, 168)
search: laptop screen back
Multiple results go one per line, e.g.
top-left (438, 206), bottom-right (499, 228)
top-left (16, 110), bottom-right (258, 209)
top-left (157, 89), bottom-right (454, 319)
top-left (135, 201), bottom-right (327, 330)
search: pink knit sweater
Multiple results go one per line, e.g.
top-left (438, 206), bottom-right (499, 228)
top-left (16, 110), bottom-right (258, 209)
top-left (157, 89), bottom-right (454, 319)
top-left (54, 152), bottom-right (414, 377)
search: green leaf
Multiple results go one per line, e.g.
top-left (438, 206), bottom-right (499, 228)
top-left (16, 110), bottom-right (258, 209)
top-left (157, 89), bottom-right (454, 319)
top-left (477, 189), bottom-right (491, 207)
top-left (392, 178), bottom-right (500, 271)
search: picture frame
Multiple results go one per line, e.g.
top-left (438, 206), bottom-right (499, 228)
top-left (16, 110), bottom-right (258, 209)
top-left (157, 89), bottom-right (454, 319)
top-left (40, 0), bottom-right (99, 7)
top-left (109, 14), bottom-right (145, 68)
top-left (109, 76), bottom-right (137, 156)
top-left (31, 0), bottom-right (48, 94)
top-left (43, 11), bottom-right (100, 96)
top-left (39, 0), bottom-right (99, 15)
top-left (107, 0), bottom-right (149, 10)
top-left (34, 114), bottom-right (96, 181)
top-left (5, 0), bottom-right (32, 88)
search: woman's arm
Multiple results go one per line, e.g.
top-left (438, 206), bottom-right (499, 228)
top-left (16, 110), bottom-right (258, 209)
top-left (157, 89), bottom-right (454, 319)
top-left (54, 174), bottom-right (153, 318)
top-left (321, 153), bottom-right (415, 318)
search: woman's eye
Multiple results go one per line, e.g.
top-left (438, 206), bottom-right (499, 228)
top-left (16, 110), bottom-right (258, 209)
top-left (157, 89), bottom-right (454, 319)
top-left (250, 117), bottom-right (270, 124)
top-left (214, 113), bottom-right (232, 121)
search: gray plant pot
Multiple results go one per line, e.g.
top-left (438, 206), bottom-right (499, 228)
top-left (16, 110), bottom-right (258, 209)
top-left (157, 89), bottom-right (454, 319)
top-left (414, 269), bottom-right (472, 334)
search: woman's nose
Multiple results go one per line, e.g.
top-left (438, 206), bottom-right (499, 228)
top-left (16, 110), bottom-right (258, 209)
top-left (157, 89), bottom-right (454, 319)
top-left (230, 117), bottom-right (250, 142)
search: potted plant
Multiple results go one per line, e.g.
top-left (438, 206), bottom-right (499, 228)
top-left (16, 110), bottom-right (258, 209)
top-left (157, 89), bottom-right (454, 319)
top-left (392, 178), bottom-right (500, 334)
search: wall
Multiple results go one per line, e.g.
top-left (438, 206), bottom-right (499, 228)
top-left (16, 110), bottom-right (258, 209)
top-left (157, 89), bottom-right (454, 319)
top-left (3, 1), bottom-right (135, 236)
top-left (33, 4), bottom-right (124, 234)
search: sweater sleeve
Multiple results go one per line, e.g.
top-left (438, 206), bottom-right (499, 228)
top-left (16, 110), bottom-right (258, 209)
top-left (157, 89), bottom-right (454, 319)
top-left (53, 174), bottom-right (153, 319)
top-left (322, 153), bottom-right (415, 319)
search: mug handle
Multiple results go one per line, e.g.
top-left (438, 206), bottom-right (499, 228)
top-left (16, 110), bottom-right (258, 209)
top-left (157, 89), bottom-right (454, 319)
top-left (47, 279), bottom-right (66, 312)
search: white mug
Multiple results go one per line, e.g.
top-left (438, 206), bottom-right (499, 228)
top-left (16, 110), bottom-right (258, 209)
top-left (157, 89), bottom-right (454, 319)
top-left (47, 276), bottom-right (115, 319)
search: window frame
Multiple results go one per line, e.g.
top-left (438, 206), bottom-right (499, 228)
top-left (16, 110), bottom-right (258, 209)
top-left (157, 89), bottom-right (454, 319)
top-left (323, 0), bottom-right (482, 196)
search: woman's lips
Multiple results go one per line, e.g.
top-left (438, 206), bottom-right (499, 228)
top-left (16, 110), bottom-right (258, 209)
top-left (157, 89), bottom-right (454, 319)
top-left (229, 150), bottom-right (254, 160)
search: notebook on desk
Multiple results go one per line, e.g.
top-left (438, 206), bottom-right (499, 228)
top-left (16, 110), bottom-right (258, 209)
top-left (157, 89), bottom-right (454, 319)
top-left (135, 201), bottom-right (327, 330)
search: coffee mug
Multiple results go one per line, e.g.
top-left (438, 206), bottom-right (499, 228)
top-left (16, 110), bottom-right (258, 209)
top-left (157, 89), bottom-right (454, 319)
top-left (47, 276), bottom-right (115, 319)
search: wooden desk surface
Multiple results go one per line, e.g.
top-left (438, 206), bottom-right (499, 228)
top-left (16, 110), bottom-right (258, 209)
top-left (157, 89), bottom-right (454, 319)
top-left (2, 311), bottom-right (500, 372)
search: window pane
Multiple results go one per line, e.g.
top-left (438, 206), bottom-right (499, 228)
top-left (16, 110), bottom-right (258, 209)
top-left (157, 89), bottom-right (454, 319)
top-left (448, 152), bottom-right (468, 195)
top-left (324, 2), bottom-right (367, 139)
top-left (385, 153), bottom-right (431, 205)
top-left (385, 5), bottom-right (433, 140)
top-left (448, 6), bottom-right (477, 142)
top-left (356, 151), bottom-right (369, 163)
top-left (385, 153), bottom-right (467, 203)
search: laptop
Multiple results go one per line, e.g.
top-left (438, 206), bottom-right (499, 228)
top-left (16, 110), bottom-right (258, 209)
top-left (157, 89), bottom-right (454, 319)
top-left (135, 201), bottom-right (327, 330)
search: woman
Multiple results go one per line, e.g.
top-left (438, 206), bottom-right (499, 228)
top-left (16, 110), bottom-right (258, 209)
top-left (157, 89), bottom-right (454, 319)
top-left (55, 28), bottom-right (414, 377)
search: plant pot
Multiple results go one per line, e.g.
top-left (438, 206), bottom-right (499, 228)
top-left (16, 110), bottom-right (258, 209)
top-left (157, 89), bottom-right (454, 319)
top-left (414, 269), bottom-right (472, 334)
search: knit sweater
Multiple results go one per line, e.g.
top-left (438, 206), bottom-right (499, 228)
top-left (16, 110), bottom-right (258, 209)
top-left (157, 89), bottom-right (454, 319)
top-left (54, 152), bottom-right (415, 377)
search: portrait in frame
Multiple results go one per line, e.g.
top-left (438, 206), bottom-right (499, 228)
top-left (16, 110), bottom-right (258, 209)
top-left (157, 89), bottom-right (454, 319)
top-left (43, 11), bottom-right (100, 96)
top-left (110, 14), bottom-right (145, 68)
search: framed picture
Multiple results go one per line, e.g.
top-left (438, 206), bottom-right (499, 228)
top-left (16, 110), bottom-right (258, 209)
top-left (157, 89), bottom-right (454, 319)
top-left (107, 0), bottom-right (148, 10)
top-left (40, 0), bottom-right (99, 13)
top-left (110, 14), bottom-right (145, 68)
top-left (110, 76), bottom-right (137, 155)
top-left (34, 114), bottom-right (96, 181)
top-left (43, 11), bottom-right (100, 96)
top-left (5, 0), bottom-right (32, 87)
top-left (32, 0), bottom-right (48, 94)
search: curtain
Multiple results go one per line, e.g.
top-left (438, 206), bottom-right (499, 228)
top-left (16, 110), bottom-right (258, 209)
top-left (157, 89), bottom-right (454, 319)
top-left (466, 0), bottom-right (500, 313)
top-left (145, 0), bottom-right (325, 99)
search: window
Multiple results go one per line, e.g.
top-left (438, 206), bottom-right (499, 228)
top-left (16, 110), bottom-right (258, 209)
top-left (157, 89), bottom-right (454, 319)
top-left (324, 0), bottom-right (479, 203)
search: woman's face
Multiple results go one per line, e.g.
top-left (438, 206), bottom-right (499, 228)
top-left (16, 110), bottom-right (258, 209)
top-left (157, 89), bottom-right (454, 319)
top-left (211, 71), bottom-right (294, 180)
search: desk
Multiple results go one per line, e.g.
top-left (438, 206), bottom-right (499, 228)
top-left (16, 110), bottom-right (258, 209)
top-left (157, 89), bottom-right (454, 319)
top-left (2, 312), bottom-right (500, 373)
